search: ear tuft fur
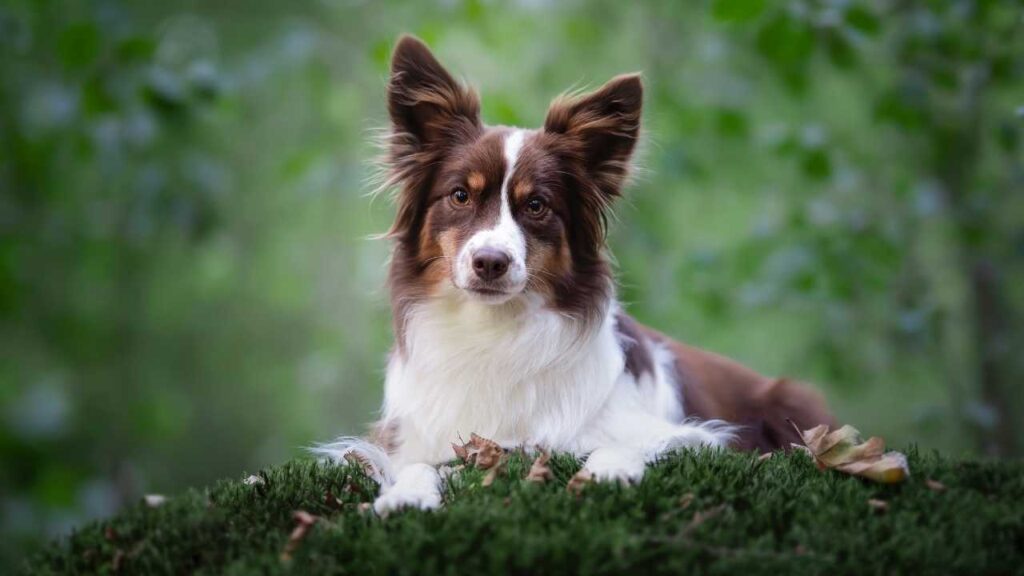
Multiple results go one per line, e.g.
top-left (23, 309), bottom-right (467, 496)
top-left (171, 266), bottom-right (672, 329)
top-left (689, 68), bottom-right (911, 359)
top-left (543, 73), bottom-right (643, 202)
top-left (382, 35), bottom-right (482, 241)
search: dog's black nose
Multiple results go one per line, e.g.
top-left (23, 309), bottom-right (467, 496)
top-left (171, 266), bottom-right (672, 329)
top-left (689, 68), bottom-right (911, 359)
top-left (472, 248), bottom-right (511, 281)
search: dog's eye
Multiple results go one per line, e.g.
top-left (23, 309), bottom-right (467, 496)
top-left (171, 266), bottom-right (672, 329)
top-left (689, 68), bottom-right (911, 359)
top-left (525, 197), bottom-right (547, 217)
top-left (450, 188), bottom-right (470, 206)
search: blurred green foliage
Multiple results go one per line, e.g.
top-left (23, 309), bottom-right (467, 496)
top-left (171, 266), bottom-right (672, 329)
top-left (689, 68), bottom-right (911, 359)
top-left (1, 0), bottom-right (1021, 564)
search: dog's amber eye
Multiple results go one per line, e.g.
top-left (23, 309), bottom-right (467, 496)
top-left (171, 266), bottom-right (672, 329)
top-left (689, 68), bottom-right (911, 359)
top-left (450, 188), bottom-right (470, 206)
top-left (525, 197), bottom-right (547, 217)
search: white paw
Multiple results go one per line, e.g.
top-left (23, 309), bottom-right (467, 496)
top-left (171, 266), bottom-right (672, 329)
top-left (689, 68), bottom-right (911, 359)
top-left (373, 486), bottom-right (442, 515)
top-left (584, 446), bottom-right (646, 484)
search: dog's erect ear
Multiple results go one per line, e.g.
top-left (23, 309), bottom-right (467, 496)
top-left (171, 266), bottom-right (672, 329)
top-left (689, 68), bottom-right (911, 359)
top-left (388, 35), bottom-right (481, 149)
top-left (385, 36), bottom-right (481, 241)
top-left (543, 74), bottom-right (642, 200)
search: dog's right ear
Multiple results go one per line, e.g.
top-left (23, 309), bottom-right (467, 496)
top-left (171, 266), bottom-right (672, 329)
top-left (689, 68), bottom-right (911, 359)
top-left (384, 36), bottom-right (481, 241)
top-left (388, 35), bottom-right (481, 150)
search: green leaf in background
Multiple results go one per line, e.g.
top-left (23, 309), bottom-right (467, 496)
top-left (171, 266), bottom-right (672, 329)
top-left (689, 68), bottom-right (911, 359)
top-left (844, 4), bottom-right (881, 36)
top-left (711, 0), bottom-right (766, 23)
top-left (57, 22), bottom-right (100, 71)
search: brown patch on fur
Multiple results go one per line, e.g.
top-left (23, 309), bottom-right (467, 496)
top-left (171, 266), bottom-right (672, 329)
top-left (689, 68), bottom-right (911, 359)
top-left (418, 227), bottom-right (457, 292)
top-left (513, 181), bottom-right (532, 203)
top-left (639, 324), bottom-right (836, 453)
top-left (615, 312), bottom-right (654, 379)
top-left (467, 171), bottom-right (485, 192)
top-left (524, 236), bottom-right (570, 301)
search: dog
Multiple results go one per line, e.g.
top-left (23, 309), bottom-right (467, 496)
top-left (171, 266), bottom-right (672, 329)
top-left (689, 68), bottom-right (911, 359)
top-left (319, 35), bottom-right (835, 515)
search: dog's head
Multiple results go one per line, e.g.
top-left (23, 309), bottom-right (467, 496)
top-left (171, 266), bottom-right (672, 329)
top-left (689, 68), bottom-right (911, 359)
top-left (382, 35), bottom-right (641, 328)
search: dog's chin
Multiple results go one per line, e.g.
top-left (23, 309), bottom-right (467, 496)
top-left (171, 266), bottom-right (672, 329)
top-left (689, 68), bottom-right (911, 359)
top-left (461, 285), bottom-right (523, 305)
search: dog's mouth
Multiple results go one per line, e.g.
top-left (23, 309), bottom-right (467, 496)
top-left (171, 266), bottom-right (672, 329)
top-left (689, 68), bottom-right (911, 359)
top-left (467, 287), bottom-right (506, 296)
top-left (463, 284), bottom-right (523, 304)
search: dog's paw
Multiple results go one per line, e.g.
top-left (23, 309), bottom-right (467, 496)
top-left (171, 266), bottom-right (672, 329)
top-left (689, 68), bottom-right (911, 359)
top-left (373, 486), bottom-right (441, 516)
top-left (583, 446), bottom-right (646, 485)
top-left (372, 463), bottom-right (442, 516)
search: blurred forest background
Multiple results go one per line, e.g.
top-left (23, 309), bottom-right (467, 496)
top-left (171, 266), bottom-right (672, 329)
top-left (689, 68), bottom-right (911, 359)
top-left (2, 0), bottom-right (1022, 564)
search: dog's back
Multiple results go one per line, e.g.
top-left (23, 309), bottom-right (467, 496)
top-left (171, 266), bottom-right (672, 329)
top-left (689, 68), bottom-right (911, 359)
top-left (641, 324), bottom-right (835, 452)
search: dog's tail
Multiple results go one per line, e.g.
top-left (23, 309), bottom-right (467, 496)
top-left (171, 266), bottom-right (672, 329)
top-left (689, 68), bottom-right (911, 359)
top-left (310, 437), bottom-right (395, 486)
top-left (755, 377), bottom-right (837, 452)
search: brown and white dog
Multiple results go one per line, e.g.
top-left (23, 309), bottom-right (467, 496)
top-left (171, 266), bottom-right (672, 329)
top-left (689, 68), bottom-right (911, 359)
top-left (319, 36), bottom-right (834, 514)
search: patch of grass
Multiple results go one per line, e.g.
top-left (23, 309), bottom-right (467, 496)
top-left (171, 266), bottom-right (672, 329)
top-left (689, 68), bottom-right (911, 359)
top-left (23, 449), bottom-right (1024, 575)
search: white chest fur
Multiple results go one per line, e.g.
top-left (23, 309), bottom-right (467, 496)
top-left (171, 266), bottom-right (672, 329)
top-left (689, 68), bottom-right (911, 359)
top-left (383, 294), bottom-right (626, 467)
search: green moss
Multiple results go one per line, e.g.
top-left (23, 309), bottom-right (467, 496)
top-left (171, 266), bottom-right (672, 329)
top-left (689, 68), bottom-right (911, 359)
top-left (24, 449), bottom-right (1024, 575)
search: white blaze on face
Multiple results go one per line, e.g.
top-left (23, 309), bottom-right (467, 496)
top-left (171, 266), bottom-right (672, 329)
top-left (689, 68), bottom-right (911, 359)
top-left (455, 130), bottom-right (528, 298)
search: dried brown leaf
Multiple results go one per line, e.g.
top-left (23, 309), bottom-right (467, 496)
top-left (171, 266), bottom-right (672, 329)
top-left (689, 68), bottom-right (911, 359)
top-left (567, 469), bottom-right (594, 495)
top-left (525, 451), bottom-right (553, 483)
top-left (790, 420), bottom-right (909, 484)
top-left (926, 478), bottom-right (946, 492)
top-left (867, 498), bottom-right (888, 512)
top-left (280, 510), bottom-right (317, 562)
top-left (452, 442), bottom-right (469, 461)
top-left (452, 433), bottom-right (506, 470)
top-left (469, 433), bottom-right (505, 469)
top-left (481, 453), bottom-right (508, 487)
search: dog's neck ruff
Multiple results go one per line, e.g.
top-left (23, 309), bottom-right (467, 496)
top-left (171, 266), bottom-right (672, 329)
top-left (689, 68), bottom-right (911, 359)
top-left (383, 288), bottom-right (623, 466)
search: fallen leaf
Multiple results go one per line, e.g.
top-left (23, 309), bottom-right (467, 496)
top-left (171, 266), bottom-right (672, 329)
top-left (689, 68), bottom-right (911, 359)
top-left (451, 433), bottom-right (506, 470)
top-left (470, 433), bottom-right (505, 469)
top-left (567, 469), bottom-right (594, 494)
top-left (481, 454), bottom-right (509, 487)
top-left (926, 478), bottom-right (946, 492)
top-left (867, 498), bottom-right (888, 512)
top-left (525, 450), bottom-right (553, 483)
top-left (280, 510), bottom-right (317, 561)
top-left (790, 421), bottom-right (909, 484)
top-left (452, 442), bottom-right (469, 461)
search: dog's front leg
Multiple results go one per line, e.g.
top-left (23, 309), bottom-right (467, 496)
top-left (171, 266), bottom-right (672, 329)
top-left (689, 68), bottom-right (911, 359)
top-left (581, 416), bottom-right (733, 485)
top-left (373, 462), bottom-right (442, 515)
top-left (582, 445), bottom-right (648, 484)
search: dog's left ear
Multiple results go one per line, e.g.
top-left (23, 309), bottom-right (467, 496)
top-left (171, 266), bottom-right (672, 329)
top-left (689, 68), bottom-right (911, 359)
top-left (543, 73), bottom-right (642, 200)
